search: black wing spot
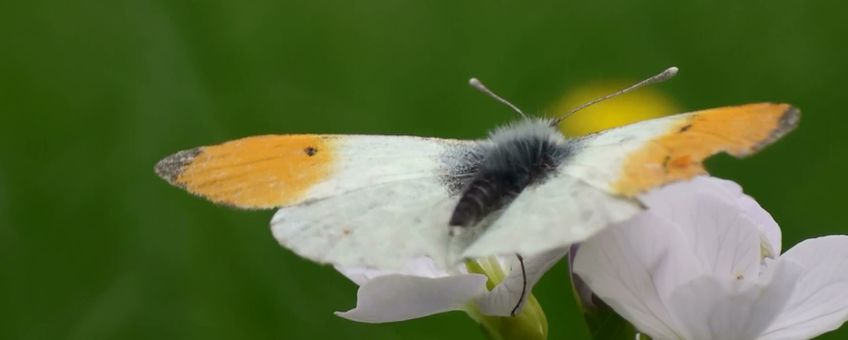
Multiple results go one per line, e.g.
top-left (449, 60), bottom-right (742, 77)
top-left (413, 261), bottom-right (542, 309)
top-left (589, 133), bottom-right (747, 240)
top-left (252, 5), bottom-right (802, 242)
top-left (679, 124), bottom-right (693, 133)
top-left (304, 146), bottom-right (318, 156)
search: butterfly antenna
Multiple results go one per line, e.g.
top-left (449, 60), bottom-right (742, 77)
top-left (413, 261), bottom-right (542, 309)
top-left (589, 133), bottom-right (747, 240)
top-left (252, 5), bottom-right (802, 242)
top-left (469, 77), bottom-right (528, 118)
top-left (552, 66), bottom-right (679, 126)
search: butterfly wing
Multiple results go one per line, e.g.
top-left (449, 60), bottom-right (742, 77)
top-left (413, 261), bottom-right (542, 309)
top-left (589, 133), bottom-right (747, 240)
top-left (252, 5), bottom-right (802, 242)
top-left (270, 177), bottom-right (461, 269)
top-left (155, 134), bottom-right (470, 209)
top-left (157, 134), bottom-right (479, 268)
top-left (157, 103), bottom-right (799, 269)
top-left (460, 102), bottom-right (799, 261)
top-left (460, 170), bottom-right (643, 259)
top-left (262, 137), bottom-right (636, 269)
top-left (562, 103), bottom-right (800, 196)
top-left (267, 167), bottom-right (637, 272)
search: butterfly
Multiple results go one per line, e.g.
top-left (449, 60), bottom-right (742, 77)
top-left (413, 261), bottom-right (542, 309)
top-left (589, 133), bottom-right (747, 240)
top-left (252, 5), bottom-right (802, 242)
top-left (155, 67), bottom-right (799, 270)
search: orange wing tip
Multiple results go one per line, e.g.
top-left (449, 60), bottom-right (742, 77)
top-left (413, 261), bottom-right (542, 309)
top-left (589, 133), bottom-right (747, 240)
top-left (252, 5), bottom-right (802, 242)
top-left (614, 103), bottom-right (800, 196)
top-left (750, 104), bottom-right (800, 154)
top-left (155, 147), bottom-right (201, 186)
top-left (155, 135), bottom-right (336, 209)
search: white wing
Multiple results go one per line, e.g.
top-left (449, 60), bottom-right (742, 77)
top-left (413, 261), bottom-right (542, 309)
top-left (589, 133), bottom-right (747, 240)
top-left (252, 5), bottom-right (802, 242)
top-left (160, 134), bottom-right (481, 269)
top-left (463, 104), bottom-right (797, 262)
top-left (304, 135), bottom-right (468, 204)
top-left (562, 103), bottom-right (800, 196)
top-left (155, 134), bottom-right (471, 209)
top-left (271, 178), bottom-right (461, 269)
top-left (461, 171), bottom-right (642, 260)
top-left (267, 143), bottom-right (642, 269)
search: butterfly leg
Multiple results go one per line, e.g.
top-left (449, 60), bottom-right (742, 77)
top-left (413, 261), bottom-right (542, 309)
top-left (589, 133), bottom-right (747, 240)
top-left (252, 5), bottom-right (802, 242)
top-left (510, 253), bottom-right (527, 317)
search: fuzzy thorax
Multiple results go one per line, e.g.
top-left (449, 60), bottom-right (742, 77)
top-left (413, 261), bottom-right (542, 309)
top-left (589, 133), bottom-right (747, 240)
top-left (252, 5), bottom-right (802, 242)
top-left (449, 118), bottom-right (569, 228)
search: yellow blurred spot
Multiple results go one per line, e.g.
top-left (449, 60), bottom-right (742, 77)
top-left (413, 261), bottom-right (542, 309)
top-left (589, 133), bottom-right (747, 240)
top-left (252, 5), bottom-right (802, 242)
top-left (550, 81), bottom-right (680, 136)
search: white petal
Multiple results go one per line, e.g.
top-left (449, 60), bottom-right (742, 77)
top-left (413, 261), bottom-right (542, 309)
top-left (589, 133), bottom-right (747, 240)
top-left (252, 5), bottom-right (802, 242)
top-left (697, 176), bottom-right (782, 256)
top-left (640, 177), bottom-right (764, 280)
top-left (336, 273), bottom-right (489, 323)
top-left (476, 247), bottom-right (568, 316)
top-left (336, 257), bottom-right (450, 286)
top-left (568, 245), bottom-right (598, 310)
top-left (758, 236), bottom-right (848, 339)
top-left (642, 176), bottom-right (781, 256)
top-left (726, 186), bottom-right (781, 257)
top-left (573, 212), bottom-right (703, 340)
top-left (687, 197), bottom-right (763, 280)
top-left (665, 260), bottom-right (801, 340)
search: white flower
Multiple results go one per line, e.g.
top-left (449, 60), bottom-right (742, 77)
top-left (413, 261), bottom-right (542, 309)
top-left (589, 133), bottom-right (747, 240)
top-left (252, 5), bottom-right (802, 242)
top-left (573, 176), bottom-right (848, 340)
top-left (335, 248), bottom-right (566, 326)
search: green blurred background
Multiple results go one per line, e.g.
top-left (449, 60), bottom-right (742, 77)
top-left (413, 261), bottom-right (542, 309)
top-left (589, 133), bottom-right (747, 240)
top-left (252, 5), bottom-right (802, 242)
top-left (2, 0), bottom-right (846, 339)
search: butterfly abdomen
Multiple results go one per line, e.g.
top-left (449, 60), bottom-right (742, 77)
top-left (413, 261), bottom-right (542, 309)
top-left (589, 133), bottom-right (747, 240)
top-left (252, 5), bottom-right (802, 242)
top-left (449, 171), bottom-right (525, 227)
top-left (449, 118), bottom-right (569, 228)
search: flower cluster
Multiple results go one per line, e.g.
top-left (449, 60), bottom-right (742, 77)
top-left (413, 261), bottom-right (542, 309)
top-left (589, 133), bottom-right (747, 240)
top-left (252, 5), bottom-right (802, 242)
top-left (572, 177), bottom-right (848, 340)
top-left (330, 177), bottom-right (848, 340)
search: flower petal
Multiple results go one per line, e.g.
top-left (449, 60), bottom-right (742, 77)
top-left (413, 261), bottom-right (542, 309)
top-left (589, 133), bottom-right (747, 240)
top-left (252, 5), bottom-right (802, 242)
top-left (336, 273), bottom-right (489, 323)
top-left (640, 177), bottom-right (763, 280)
top-left (695, 176), bottom-right (782, 256)
top-left (758, 236), bottom-right (848, 339)
top-left (642, 176), bottom-right (781, 256)
top-left (476, 247), bottom-right (568, 316)
top-left (664, 260), bottom-right (801, 340)
top-left (336, 257), bottom-right (450, 285)
top-left (573, 212), bottom-right (703, 340)
top-left (714, 180), bottom-right (782, 256)
top-left (568, 245), bottom-right (599, 311)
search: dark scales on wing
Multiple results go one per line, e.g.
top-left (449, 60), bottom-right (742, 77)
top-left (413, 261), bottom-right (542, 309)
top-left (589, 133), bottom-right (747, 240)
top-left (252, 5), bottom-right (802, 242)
top-left (448, 119), bottom-right (571, 228)
top-left (154, 147), bottom-right (202, 185)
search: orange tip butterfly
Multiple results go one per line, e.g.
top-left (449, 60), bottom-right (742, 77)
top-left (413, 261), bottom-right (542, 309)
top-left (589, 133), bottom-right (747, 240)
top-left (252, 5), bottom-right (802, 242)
top-left (155, 67), bottom-right (799, 270)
